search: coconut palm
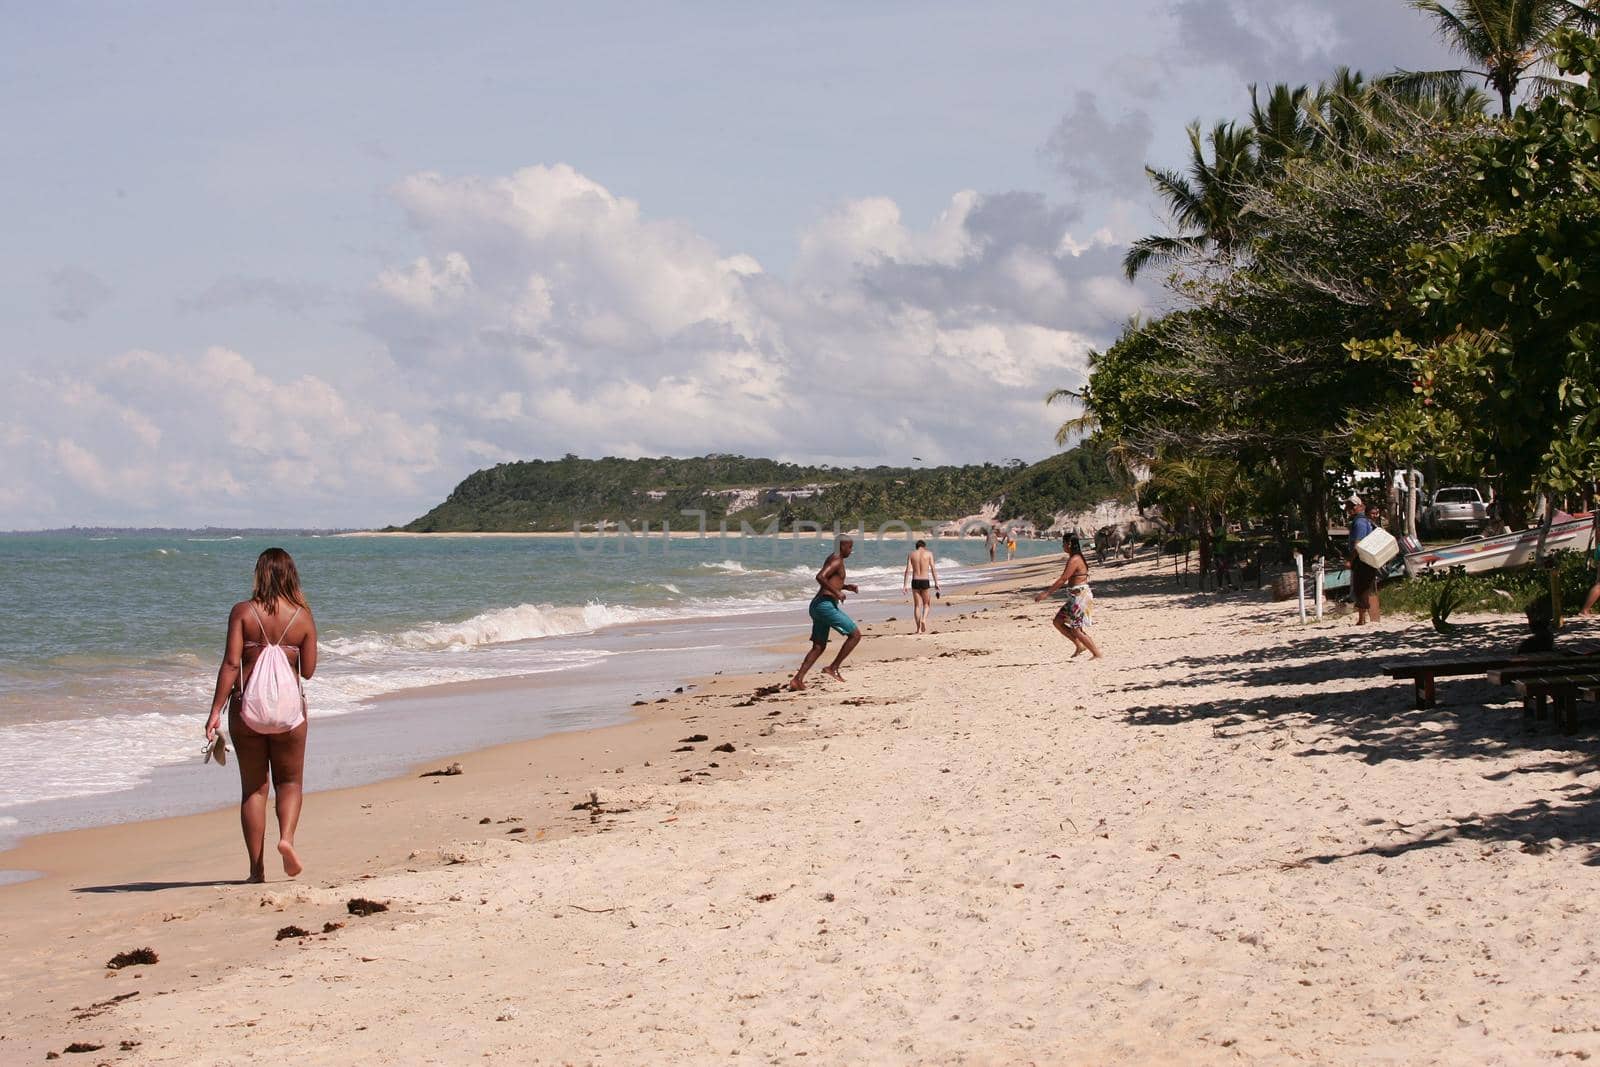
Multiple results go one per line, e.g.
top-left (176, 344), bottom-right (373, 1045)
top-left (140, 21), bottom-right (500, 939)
top-left (1148, 456), bottom-right (1242, 579)
top-left (1250, 82), bottom-right (1317, 171)
top-left (1121, 121), bottom-right (1258, 281)
top-left (1388, 0), bottom-right (1599, 117)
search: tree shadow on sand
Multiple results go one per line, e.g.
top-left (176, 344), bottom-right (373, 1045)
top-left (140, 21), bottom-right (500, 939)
top-left (1116, 618), bottom-right (1600, 863)
top-left (1110, 620), bottom-right (1535, 694)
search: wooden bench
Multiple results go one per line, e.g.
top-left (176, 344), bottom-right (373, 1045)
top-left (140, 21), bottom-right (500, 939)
top-left (1486, 658), bottom-right (1600, 685)
top-left (1383, 649), bottom-right (1600, 710)
top-left (1514, 673), bottom-right (1600, 733)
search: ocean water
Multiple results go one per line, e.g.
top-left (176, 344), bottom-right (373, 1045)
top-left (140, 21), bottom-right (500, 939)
top-left (0, 531), bottom-right (1056, 846)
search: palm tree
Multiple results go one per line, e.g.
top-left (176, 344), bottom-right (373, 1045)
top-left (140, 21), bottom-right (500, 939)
top-left (1148, 456), bottom-right (1241, 580)
top-left (1121, 121), bottom-right (1258, 280)
top-left (1388, 0), bottom-right (1599, 117)
top-left (1044, 382), bottom-right (1154, 516)
top-left (1250, 82), bottom-right (1317, 171)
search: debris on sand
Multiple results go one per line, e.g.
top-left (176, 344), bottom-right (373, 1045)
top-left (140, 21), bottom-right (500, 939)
top-left (71, 992), bottom-right (139, 1021)
top-left (712, 742), bottom-right (735, 753)
top-left (631, 700), bottom-right (648, 706)
top-left (62, 1042), bottom-right (104, 1054)
top-left (679, 734), bottom-right (709, 743)
top-left (347, 898), bottom-right (389, 917)
top-left (105, 948), bottom-right (158, 970)
top-left (275, 925), bottom-right (311, 941)
top-left (322, 921), bottom-right (344, 933)
top-left (570, 790), bottom-right (632, 822)
top-left (734, 683), bottom-right (786, 707)
top-left (673, 745), bottom-right (696, 753)
top-left (419, 762), bottom-right (463, 778)
top-left (754, 893), bottom-right (776, 903)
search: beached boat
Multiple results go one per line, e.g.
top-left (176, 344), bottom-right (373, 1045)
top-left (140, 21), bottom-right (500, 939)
top-left (1400, 513), bottom-right (1597, 578)
top-left (1322, 558), bottom-right (1404, 593)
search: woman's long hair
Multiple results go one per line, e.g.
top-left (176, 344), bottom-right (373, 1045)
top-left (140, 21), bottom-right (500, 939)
top-left (252, 548), bottom-right (308, 609)
top-left (1065, 533), bottom-right (1083, 558)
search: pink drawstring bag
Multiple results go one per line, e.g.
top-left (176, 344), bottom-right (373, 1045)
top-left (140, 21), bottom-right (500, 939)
top-left (239, 604), bottom-right (306, 733)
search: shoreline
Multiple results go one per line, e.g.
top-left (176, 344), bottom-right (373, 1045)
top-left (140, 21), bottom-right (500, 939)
top-left (0, 555), bottom-right (1016, 859)
top-left (333, 529), bottom-right (1035, 540)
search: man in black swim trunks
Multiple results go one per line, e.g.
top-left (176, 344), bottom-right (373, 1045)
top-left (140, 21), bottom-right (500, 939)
top-left (902, 539), bottom-right (940, 634)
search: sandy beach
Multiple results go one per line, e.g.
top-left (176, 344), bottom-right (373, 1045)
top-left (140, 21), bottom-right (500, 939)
top-left (5, 555), bottom-right (1600, 1064)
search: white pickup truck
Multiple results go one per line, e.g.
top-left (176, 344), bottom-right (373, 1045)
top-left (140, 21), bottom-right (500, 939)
top-left (1423, 486), bottom-right (1490, 534)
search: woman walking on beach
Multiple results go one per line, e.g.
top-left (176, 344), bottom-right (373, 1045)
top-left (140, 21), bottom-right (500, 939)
top-left (1035, 533), bottom-right (1102, 660)
top-left (204, 548), bottom-right (318, 882)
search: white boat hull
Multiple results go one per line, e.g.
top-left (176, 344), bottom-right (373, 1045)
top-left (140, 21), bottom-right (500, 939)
top-left (1402, 514), bottom-right (1596, 578)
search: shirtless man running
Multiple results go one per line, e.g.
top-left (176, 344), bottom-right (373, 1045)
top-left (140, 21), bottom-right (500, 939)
top-left (789, 538), bottom-right (861, 691)
top-left (902, 539), bottom-right (940, 634)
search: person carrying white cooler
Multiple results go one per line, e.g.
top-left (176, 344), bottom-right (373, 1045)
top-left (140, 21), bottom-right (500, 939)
top-left (1347, 500), bottom-right (1385, 626)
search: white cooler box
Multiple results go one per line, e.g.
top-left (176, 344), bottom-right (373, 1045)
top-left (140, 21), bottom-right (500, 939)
top-left (1356, 526), bottom-right (1399, 568)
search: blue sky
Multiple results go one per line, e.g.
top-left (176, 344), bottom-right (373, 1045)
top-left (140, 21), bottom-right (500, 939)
top-left (1, 1), bottom-right (1456, 527)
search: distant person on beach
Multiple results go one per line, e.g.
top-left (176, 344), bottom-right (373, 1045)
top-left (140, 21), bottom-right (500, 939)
top-left (205, 548), bottom-right (318, 883)
top-left (986, 525), bottom-right (998, 563)
top-left (1348, 499), bottom-right (1382, 626)
top-left (1035, 533), bottom-right (1103, 659)
top-left (902, 539), bottom-right (941, 634)
top-left (1006, 532), bottom-right (1017, 560)
top-left (789, 538), bottom-right (861, 690)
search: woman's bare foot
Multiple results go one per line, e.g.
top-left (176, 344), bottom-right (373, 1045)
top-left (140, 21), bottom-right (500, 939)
top-left (246, 870), bottom-right (266, 884)
top-left (278, 840), bottom-right (303, 878)
top-left (821, 667), bottom-right (845, 683)
top-left (787, 678), bottom-right (807, 692)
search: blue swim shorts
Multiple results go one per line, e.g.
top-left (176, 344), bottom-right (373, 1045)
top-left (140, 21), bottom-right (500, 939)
top-left (809, 595), bottom-right (858, 645)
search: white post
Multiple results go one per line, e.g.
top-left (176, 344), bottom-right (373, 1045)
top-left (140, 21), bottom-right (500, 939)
top-left (1313, 556), bottom-right (1325, 619)
top-left (1295, 552), bottom-right (1307, 624)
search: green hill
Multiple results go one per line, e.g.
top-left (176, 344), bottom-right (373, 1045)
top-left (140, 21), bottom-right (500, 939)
top-left (399, 447), bottom-right (1130, 532)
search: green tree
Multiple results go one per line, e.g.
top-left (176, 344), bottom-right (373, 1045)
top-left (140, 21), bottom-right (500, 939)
top-left (1121, 122), bottom-right (1258, 280)
top-left (1147, 457), bottom-right (1242, 576)
top-left (1387, 0), bottom-right (1598, 117)
top-left (1352, 29), bottom-right (1600, 518)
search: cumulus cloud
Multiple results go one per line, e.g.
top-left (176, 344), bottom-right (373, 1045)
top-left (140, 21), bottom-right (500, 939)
top-left (0, 347), bottom-right (440, 527)
top-left (47, 266), bottom-right (112, 323)
top-left (1042, 92), bottom-right (1155, 195)
top-left (363, 164), bottom-right (1143, 488)
top-left (5, 164), bottom-right (1148, 527)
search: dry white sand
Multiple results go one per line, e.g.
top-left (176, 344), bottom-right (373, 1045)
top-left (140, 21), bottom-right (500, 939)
top-left (9, 556), bottom-right (1600, 1064)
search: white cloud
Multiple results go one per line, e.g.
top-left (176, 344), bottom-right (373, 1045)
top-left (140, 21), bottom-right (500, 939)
top-left (1, 347), bottom-right (440, 528)
top-left (4, 165), bottom-right (1146, 527)
top-left (363, 165), bottom-right (1139, 497)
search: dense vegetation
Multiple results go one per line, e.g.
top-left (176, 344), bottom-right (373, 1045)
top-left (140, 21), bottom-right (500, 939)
top-left (1061, 4), bottom-right (1600, 578)
top-left (400, 445), bottom-right (1132, 532)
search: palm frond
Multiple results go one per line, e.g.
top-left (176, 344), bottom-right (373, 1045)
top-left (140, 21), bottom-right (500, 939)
top-left (1122, 235), bottom-right (1203, 281)
top-left (1378, 67), bottom-right (1480, 97)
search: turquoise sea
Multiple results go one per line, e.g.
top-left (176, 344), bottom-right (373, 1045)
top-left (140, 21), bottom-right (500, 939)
top-left (0, 531), bottom-right (1058, 849)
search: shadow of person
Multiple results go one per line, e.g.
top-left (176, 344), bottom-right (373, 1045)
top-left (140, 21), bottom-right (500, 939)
top-left (73, 878), bottom-right (252, 893)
